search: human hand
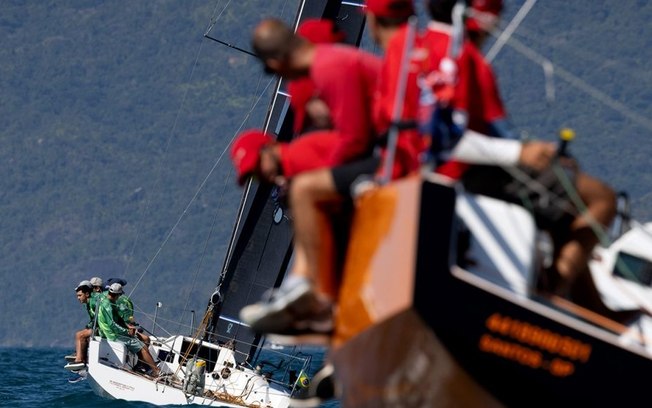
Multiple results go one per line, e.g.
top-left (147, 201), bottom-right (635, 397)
top-left (518, 141), bottom-right (556, 171)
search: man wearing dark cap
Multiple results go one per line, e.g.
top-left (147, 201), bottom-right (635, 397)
top-left (97, 283), bottom-right (160, 376)
top-left (65, 280), bottom-right (95, 371)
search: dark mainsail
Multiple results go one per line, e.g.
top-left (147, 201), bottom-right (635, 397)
top-left (204, 0), bottom-right (367, 363)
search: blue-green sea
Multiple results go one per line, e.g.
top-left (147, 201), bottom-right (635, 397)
top-left (0, 348), bottom-right (338, 407)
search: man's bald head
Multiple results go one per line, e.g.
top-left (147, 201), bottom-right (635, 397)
top-left (252, 18), bottom-right (299, 60)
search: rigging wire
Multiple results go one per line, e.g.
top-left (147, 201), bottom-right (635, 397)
top-left (128, 77), bottom-right (276, 297)
top-left (122, 0), bottom-right (230, 283)
top-left (175, 166), bottom-right (234, 334)
top-left (484, 2), bottom-right (652, 133)
top-left (514, 25), bottom-right (652, 88)
top-left (485, 0), bottom-right (538, 63)
top-left (500, 35), bottom-right (652, 134)
top-left (126, 0), bottom-right (272, 298)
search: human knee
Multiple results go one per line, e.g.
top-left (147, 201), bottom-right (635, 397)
top-left (576, 173), bottom-right (617, 223)
top-left (75, 329), bottom-right (87, 340)
top-left (290, 173), bottom-right (315, 201)
top-left (290, 171), bottom-right (334, 205)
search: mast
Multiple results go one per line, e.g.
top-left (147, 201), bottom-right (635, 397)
top-left (204, 0), bottom-right (367, 363)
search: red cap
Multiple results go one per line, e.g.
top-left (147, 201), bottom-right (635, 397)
top-left (230, 130), bottom-right (273, 185)
top-left (364, 0), bottom-right (415, 19)
top-left (297, 19), bottom-right (346, 44)
top-left (471, 0), bottom-right (503, 15)
top-left (467, 0), bottom-right (502, 32)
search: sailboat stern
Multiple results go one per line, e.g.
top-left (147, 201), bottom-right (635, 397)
top-left (331, 175), bottom-right (502, 407)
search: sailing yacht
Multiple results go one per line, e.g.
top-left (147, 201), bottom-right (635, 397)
top-left (79, 0), bottom-right (367, 406)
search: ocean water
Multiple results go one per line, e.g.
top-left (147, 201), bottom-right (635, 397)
top-left (0, 348), bottom-right (339, 408)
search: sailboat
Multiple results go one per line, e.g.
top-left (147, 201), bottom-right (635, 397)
top-left (79, 0), bottom-right (367, 406)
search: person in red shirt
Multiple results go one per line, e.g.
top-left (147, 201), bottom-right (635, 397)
top-left (288, 19), bottom-right (346, 136)
top-left (422, 0), bottom-right (619, 317)
top-left (455, 0), bottom-right (513, 139)
top-left (230, 129), bottom-right (338, 188)
top-left (237, 18), bottom-right (382, 339)
top-left (253, 18), bottom-right (380, 166)
top-left (366, 0), bottom-right (424, 180)
top-left (419, 0), bottom-right (513, 178)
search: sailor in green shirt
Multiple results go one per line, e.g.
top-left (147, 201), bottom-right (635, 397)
top-left (97, 283), bottom-right (160, 376)
top-left (65, 280), bottom-right (95, 371)
top-left (116, 293), bottom-right (134, 325)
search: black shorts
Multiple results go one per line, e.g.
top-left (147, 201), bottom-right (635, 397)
top-left (331, 155), bottom-right (381, 197)
top-left (461, 163), bottom-right (578, 234)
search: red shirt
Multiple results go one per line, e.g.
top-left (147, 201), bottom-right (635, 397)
top-left (420, 24), bottom-right (509, 179)
top-left (373, 25), bottom-right (426, 179)
top-left (279, 131), bottom-right (337, 178)
top-left (418, 23), bottom-right (469, 179)
top-left (310, 44), bottom-right (381, 166)
top-left (419, 22), bottom-right (453, 103)
top-left (287, 78), bottom-right (317, 135)
top-left (454, 40), bottom-right (507, 134)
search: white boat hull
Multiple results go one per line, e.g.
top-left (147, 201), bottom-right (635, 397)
top-left (86, 335), bottom-right (291, 407)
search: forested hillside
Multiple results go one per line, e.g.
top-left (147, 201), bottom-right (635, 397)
top-left (0, 0), bottom-right (299, 347)
top-left (0, 1), bottom-right (651, 347)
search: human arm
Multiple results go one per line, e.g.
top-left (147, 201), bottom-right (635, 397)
top-left (451, 130), bottom-right (555, 170)
top-left (313, 47), bottom-right (379, 165)
top-left (97, 300), bottom-right (129, 340)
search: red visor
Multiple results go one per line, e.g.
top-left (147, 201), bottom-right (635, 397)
top-left (230, 129), bottom-right (273, 185)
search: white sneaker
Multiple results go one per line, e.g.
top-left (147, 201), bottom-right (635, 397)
top-left (240, 277), bottom-right (333, 335)
top-left (64, 362), bottom-right (86, 371)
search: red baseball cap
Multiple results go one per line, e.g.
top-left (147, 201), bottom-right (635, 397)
top-left (472, 0), bottom-right (503, 15)
top-left (297, 19), bottom-right (346, 44)
top-left (467, 0), bottom-right (502, 32)
top-left (230, 129), bottom-right (274, 185)
top-left (364, 0), bottom-right (415, 19)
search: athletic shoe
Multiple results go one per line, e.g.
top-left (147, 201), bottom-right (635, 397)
top-left (68, 375), bottom-right (86, 384)
top-left (289, 363), bottom-right (337, 408)
top-left (64, 353), bottom-right (76, 362)
top-left (240, 277), bottom-right (333, 335)
top-left (64, 362), bottom-right (86, 371)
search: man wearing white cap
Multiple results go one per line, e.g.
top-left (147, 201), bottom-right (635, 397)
top-left (97, 283), bottom-right (160, 376)
top-left (89, 277), bottom-right (103, 293)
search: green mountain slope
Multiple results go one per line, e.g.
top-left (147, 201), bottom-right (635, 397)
top-left (0, 0), bottom-right (298, 347)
